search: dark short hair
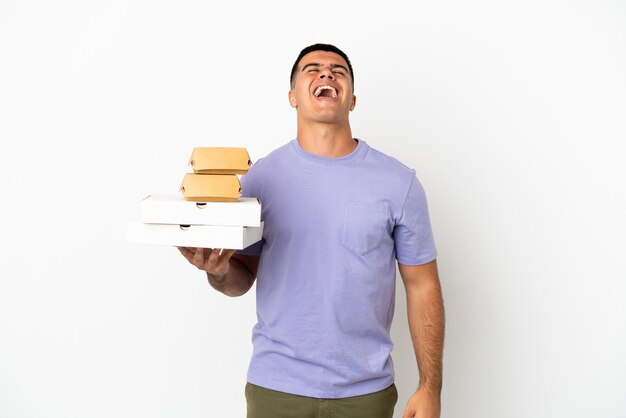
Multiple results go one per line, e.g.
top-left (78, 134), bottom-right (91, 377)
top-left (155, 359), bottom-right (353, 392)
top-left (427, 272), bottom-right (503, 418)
top-left (290, 43), bottom-right (354, 89)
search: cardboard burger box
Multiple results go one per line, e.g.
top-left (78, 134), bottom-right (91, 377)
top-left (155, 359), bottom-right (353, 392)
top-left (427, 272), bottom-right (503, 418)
top-left (140, 194), bottom-right (262, 227)
top-left (127, 221), bottom-right (264, 250)
top-left (180, 173), bottom-right (241, 202)
top-left (189, 147), bottom-right (252, 175)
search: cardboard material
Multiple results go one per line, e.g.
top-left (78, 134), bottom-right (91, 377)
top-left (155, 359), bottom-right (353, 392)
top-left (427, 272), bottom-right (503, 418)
top-left (126, 221), bottom-right (264, 249)
top-left (180, 173), bottom-right (241, 202)
top-left (189, 147), bottom-right (252, 175)
top-left (140, 194), bottom-right (262, 227)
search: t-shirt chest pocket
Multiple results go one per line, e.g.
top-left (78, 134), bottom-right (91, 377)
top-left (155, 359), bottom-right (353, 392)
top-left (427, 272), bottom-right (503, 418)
top-left (342, 203), bottom-right (388, 255)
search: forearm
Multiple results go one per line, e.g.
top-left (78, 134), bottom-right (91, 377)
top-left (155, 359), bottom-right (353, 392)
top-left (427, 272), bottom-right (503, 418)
top-left (207, 257), bottom-right (255, 297)
top-left (406, 279), bottom-right (445, 394)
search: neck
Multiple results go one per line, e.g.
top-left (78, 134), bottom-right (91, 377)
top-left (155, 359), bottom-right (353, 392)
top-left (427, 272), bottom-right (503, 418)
top-left (296, 120), bottom-right (356, 158)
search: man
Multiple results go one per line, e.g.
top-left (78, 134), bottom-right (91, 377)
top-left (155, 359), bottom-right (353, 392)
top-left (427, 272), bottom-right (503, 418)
top-left (178, 43), bottom-right (445, 418)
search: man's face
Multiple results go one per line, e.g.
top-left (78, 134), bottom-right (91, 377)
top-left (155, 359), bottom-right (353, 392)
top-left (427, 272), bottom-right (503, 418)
top-left (288, 51), bottom-right (356, 124)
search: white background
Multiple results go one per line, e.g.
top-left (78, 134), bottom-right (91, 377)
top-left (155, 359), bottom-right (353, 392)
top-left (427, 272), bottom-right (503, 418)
top-left (1, 1), bottom-right (625, 417)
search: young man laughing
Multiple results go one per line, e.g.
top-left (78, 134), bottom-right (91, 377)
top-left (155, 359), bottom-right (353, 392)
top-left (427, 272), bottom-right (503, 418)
top-left (179, 43), bottom-right (445, 418)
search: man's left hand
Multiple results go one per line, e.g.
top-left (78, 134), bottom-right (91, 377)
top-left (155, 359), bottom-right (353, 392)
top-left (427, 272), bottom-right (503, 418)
top-left (401, 387), bottom-right (441, 418)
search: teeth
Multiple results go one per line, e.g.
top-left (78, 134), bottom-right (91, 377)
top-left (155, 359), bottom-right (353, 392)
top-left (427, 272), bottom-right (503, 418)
top-left (314, 86), bottom-right (337, 98)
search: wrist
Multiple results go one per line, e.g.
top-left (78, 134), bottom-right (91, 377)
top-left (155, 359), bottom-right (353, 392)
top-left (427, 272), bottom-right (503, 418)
top-left (206, 270), bottom-right (229, 287)
top-left (418, 381), bottom-right (442, 397)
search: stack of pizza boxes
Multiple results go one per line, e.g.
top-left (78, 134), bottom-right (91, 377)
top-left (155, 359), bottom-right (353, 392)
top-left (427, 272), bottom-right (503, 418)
top-left (127, 147), bottom-right (263, 250)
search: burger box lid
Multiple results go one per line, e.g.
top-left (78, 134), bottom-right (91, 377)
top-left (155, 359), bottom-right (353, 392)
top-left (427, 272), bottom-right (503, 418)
top-left (126, 221), bottom-right (264, 250)
top-left (180, 173), bottom-right (241, 202)
top-left (189, 147), bottom-right (252, 175)
top-left (140, 194), bottom-right (262, 227)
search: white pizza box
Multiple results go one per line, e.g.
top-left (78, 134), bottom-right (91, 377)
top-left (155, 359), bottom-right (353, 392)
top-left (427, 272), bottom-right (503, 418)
top-left (126, 221), bottom-right (263, 250)
top-left (140, 194), bottom-right (262, 227)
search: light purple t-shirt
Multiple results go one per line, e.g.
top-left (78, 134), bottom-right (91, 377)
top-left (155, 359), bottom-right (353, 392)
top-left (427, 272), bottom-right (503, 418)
top-left (238, 139), bottom-right (437, 398)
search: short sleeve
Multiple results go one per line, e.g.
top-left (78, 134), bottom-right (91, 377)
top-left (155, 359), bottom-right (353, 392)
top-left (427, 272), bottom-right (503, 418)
top-left (393, 176), bottom-right (437, 265)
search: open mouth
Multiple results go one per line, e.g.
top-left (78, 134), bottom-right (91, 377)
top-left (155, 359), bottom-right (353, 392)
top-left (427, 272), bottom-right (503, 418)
top-left (313, 85), bottom-right (338, 99)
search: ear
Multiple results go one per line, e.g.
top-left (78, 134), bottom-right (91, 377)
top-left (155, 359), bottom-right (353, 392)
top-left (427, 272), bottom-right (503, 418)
top-left (350, 94), bottom-right (357, 111)
top-left (288, 90), bottom-right (297, 108)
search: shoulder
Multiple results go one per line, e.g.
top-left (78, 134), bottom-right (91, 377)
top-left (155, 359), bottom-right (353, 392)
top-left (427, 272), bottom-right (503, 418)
top-left (247, 140), bottom-right (293, 174)
top-left (240, 141), bottom-right (293, 197)
top-left (360, 140), bottom-right (417, 182)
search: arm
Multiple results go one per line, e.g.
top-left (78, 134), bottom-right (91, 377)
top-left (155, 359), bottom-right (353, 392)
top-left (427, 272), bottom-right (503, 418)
top-left (178, 247), bottom-right (260, 297)
top-left (398, 259), bottom-right (445, 418)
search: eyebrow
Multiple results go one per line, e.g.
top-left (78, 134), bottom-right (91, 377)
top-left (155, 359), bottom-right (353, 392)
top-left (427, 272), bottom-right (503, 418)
top-left (301, 62), bottom-right (350, 74)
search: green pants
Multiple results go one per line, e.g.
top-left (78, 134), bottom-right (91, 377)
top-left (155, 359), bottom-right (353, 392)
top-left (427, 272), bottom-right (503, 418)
top-left (245, 382), bottom-right (398, 418)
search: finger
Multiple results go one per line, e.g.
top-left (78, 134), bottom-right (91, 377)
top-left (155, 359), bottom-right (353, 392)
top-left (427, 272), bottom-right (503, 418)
top-left (219, 249), bottom-right (237, 265)
top-left (214, 249), bottom-right (236, 270)
top-left (192, 248), bottom-right (206, 267)
top-left (221, 249), bottom-right (236, 260)
top-left (207, 248), bottom-right (221, 263)
top-left (178, 247), bottom-right (194, 261)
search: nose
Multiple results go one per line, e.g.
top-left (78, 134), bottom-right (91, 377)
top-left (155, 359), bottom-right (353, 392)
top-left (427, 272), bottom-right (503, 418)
top-left (319, 70), bottom-right (334, 80)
